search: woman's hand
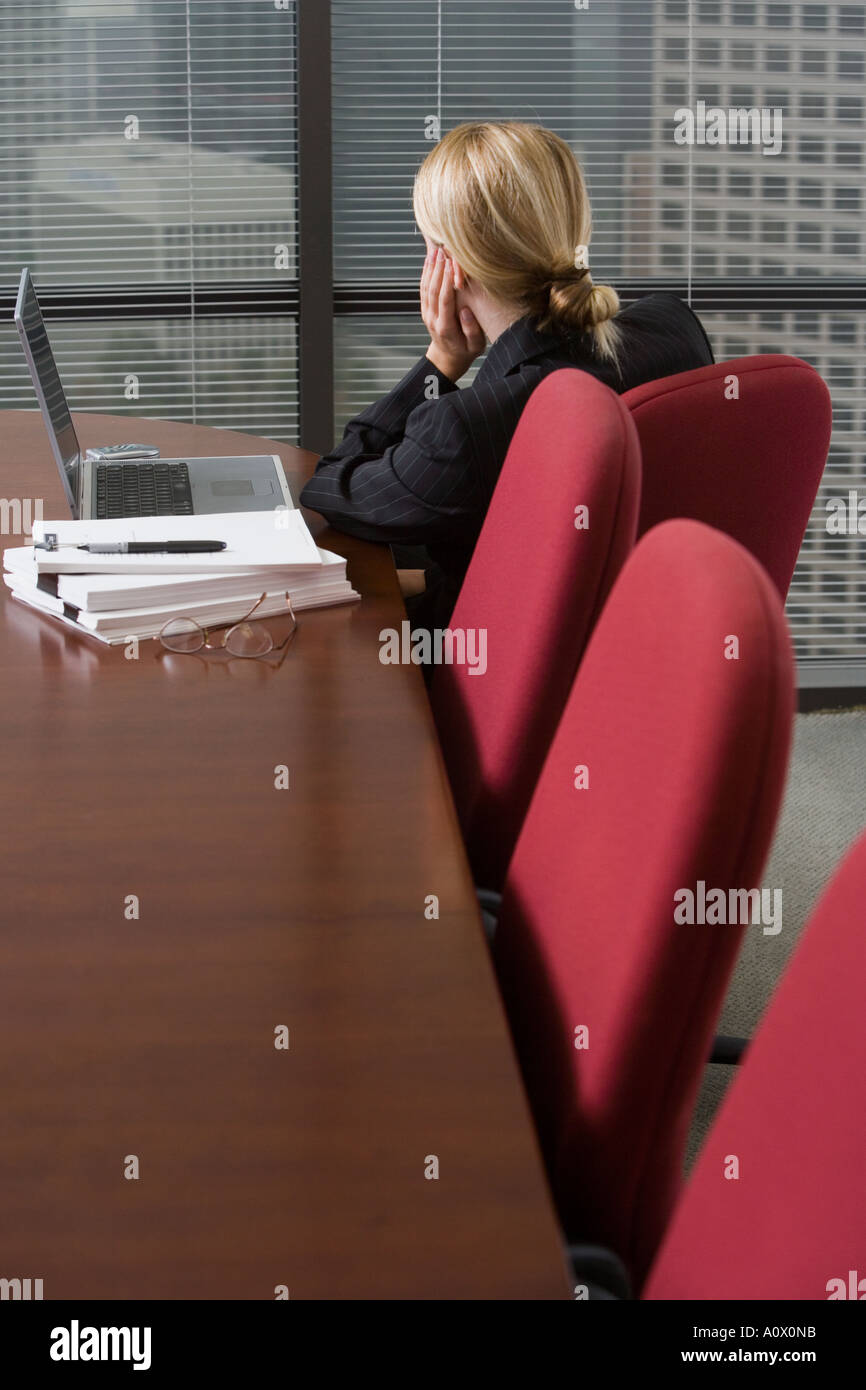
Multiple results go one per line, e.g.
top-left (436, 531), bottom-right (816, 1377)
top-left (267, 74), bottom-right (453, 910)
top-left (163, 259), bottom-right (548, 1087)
top-left (421, 243), bottom-right (485, 382)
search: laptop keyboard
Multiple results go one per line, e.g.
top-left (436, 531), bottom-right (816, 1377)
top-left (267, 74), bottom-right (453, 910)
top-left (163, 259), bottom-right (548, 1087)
top-left (95, 462), bottom-right (194, 518)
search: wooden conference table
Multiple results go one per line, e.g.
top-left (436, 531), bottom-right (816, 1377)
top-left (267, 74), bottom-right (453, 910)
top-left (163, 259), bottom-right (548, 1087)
top-left (0, 412), bottom-right (570, 1300)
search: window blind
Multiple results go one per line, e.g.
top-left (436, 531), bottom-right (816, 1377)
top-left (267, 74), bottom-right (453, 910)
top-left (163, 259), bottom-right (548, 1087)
top-left (332, 0), bottom-right (866, 666)
top-left (0, 0), bottom-right (298, 440)
top-left (333, 0), bottom-right (658, 286)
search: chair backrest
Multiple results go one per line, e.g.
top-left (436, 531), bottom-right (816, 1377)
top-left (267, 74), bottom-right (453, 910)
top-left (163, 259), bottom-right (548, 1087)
top-left (623, 355), bottom-right (832, 598)
top-left (430, 368), bottom-right (641, 891)
top-left (644, 828), bottom-right (866, 1300)
top-left (493, 519), bottom-right (794, 1287)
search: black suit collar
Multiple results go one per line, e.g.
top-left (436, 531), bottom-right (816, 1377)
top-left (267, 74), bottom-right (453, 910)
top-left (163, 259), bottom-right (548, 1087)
top-left (476, 315), bottom-right (565, 383)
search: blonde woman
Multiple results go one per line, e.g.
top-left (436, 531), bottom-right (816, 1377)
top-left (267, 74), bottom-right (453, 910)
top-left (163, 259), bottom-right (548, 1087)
top-left (301, 122), bottom-right (713, 628)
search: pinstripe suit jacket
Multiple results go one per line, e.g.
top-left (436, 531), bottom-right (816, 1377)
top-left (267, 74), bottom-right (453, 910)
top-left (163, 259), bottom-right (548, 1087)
top-left (300, 293), bottom-right (714, 626)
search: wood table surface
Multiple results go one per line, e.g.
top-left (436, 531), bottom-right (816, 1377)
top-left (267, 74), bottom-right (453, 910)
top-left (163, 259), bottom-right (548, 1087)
top-left (0, 411), bottom-right (570, 1300)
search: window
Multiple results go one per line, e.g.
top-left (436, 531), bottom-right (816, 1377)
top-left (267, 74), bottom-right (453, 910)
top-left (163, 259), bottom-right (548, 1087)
top-left (801, 51), bottom-right (827, 75)
top-left (332, 0), bottom-right (640, 292)
top-left (797, 180), bottom-right (823, 207)
top-left (0, 0), bottom-right (299, 441)
top-left (762, 220), bottom-right (787, 244)
top-left (832, 231), bottom-right (860, 257)
top-left (766, 2), bottom-right (792, 22)
top-left (728, 172), bottom-right (754, 196)
top-left (798, 138), bottom-right (826, 163)
top-left (762, 176), bottom-right (788, 199)
top-left (838, 51), bottom-right (864, 80)
top-left (766, 48), bottom-right (790, 73)
top-left (800, 94), bottom-right (826, 120)
top-left (796, 224), bottom-right (822, 252)
top-left (727, 213), bottom-right (753, 235)
top-left (696, 168), bottom-right (720, 192)
top-left (832, 408), bottom-right (853, 434)
top-left (839, 6), bottom-right (866, 32)
top-left (834, 186), bottom-right (861, 212)
top-left (801, 3), bottom-right (828, 26)
top-left (830, 318), bottom-right (857, 345)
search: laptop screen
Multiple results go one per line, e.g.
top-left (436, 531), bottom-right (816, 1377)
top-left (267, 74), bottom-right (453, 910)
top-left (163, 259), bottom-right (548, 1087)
top-left (14, 268), bottom-right (81, 516)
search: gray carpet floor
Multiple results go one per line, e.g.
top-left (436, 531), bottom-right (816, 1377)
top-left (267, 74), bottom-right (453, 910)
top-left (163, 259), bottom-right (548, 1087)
top-left (685, 709), bottom-right (866, 1169)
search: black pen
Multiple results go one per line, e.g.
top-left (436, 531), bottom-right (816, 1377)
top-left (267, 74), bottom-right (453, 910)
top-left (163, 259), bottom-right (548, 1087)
top-left (76, 541), bottom-right (228, 554)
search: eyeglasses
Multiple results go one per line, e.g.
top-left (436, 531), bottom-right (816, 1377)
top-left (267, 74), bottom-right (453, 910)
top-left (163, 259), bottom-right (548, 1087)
top-left (157, 591), bottom-right (297, 658)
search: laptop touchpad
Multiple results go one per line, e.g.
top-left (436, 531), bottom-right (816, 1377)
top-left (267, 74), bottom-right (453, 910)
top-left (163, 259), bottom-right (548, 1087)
top-left (210, 479), bottom-right (255, 497)
top-left (209, 478), bottom-right (275, 496)
top-left (188, 458), bottom-right (284, 513)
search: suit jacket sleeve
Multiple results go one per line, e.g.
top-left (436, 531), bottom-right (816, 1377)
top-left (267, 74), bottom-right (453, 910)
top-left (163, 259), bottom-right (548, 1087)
top-left (299, 356), bottom-right (484, 547)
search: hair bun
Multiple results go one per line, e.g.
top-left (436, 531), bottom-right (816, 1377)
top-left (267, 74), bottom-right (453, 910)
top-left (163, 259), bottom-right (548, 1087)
top-left (582, 281), bottom-right (619, 329)
top-left (547, 276), bottom-right (619, 332)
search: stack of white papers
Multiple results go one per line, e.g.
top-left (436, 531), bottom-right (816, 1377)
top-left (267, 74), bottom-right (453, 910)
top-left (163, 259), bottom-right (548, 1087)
top-left (4, 511), bottom-right (359, 645)
top-left (30, 510), bottom-right (321, 573)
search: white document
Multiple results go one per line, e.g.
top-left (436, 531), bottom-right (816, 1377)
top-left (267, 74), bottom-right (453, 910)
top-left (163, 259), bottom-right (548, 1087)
top-left (30, 509), bottom-right (322, 575)
top-left (5, 574), bottom-right (359, 638)
top-left (5, 545), bottom-right (348, 610)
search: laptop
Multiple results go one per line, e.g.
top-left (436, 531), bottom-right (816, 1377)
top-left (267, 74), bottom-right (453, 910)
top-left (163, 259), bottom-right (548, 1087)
top-left (14, 267), bottom-right (294, 520)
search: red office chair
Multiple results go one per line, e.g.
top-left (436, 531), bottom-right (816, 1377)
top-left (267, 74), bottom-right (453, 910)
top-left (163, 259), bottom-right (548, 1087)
top-left (643, 828), bottom-right (866, 1300)
top-left (624, 355), bottom-right (832, 598)
top-left (493, 519), bottom-right (795, 1287)
top-left (430, 368), bottom-right (641, 892)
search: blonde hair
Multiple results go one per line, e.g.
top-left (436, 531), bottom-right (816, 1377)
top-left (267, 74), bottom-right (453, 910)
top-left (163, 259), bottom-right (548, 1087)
top-left (413, 121), bottom-right (621, 365)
